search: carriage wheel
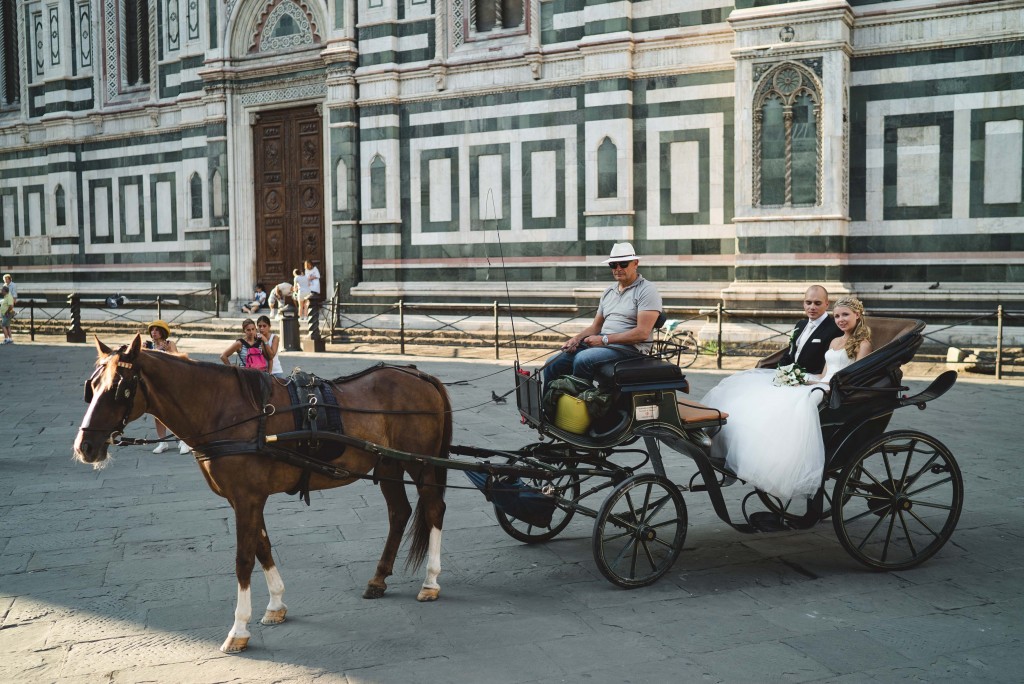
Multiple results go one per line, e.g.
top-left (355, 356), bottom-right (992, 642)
top-left (833, 430), bottom-right (963, 571)
top-left (592, 474), bottom-right (687, 588)
top-left (494, 460), bottom-right (582, 544)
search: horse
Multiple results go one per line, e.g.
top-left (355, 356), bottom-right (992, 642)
top-left (73, 334), bottom-right (451, 653)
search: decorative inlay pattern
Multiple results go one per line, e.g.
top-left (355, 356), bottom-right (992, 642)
top-left (239, 83), bottom-right (326, 106)
top-left (49, 7), bottom-right (60, 66)
top-left (187, 0), bottom-right (199, 39)
top-left (33, 12), bottom-right (44, 75)
top-left (78, 2), bottom-right (92, 68)
top-left (167, 0), bottom-right (180, 51)
top-left (250, 0), bottom-right (320, 53)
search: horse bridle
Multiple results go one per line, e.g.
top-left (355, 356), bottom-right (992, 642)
top-left (82, 346), bottom-right (143, 443)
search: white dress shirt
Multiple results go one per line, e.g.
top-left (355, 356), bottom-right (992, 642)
top-left (795, 313), bottom-right (830, 358)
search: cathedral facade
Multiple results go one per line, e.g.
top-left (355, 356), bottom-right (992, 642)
top-left (0, 0), bottom-right (1021, 310)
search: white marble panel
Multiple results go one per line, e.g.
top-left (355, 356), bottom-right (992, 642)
top-left (429, 157), bottom-right (452, 222)
top-left (478, 154), bottom-right (503, 220)
top-left (93, 186), bottom-right (109, 238)
top-left (2, 194), bottom-right (15, 241)
top-left (336, 159), bottom-right (348, 212)
top-left (123, 184), bottom-right (141, 236)
top-left (896, 126), bottom-right (940, 207)
top-left (154, 181), bottom-right (173, 235)
top-left (670, 141), bottom-right (700, 214)
top-left (27, 192), bottom-right (42, 236)
top-left (531, 150), bottom-right (557, 219)
top-left (984, 119), bottom-right (1023, 204)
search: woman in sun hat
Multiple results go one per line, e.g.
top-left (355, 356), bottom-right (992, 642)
top-left (143, 321), bottom-right (190, 455)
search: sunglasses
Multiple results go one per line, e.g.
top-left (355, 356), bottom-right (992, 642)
top-left (608, 261), bottom-right (634, 270)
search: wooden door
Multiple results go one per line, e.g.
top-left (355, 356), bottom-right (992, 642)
top-left (253, 106), bottom-right (326, 295)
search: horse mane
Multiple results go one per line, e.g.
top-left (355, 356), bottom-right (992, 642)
top-left (138, 351), bottom-right (271, 410)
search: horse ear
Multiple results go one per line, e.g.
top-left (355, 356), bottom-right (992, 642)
top-left (128, 333), bottom-right (143, 357)
top-left (95, 336), bottom-right (113, 356)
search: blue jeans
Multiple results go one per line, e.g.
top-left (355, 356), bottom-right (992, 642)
top-left (543, 344), bottom-right (634, 385)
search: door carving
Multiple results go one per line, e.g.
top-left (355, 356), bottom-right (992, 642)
top-left (253, 105), bottom-right (326, 295)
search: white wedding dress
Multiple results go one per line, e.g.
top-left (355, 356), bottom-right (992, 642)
top-left (701, 347), bottom-right (854, 500)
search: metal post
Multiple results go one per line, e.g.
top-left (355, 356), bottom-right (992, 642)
top-left (67, 293), bottom-right (86, 343)
top-left (399, 300), bottom-right (405, 355)
top-left (156, 295), bottom-right (162, 321)
top-left (214, 283), bottom-right (220, 318)
top-left (30, 302), bottom-right (35, 342)
top-left (303, 302), bottom-right (326, 352)
top-left (331, 282), bottom-right (340, 341)
top-left (716, 301), bottom-right (724, 370)
top-left (494, 300), bottom-right (500, 360)
top-left (996, 304), bottom-right (1004, 381)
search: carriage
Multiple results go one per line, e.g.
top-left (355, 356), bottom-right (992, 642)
top-left (74, 315), bottom-right (961, 653)
top-left (473, 315), bottom-right (963, 588)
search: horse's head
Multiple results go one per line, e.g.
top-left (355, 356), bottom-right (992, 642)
top-left (73, 334), bottom-right (147, 467)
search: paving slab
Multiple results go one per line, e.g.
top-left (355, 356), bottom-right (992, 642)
top-left (0, 339), bottom-right (1021, 682)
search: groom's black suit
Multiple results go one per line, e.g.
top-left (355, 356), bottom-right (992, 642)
top-left (778, 315), bottom-right (842, 374)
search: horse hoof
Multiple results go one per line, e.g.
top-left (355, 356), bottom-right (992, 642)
top-left (220, 635), bottom-right (249, 653)
top-left (261, 608), bottom-right (287, 625)
top-left (363, 584), bottom-right (387, 599)
top-left (416, 587), bottom-right (440, 602)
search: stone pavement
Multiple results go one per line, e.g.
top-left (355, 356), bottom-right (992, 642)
top-left (1, 338), bottom-right (1022, 683)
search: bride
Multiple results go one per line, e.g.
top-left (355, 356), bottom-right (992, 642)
top-left (701, 297), bottom-right (873, 500)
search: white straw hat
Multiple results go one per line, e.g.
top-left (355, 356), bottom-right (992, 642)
top-left (603, 242), bottom-right (641, 264)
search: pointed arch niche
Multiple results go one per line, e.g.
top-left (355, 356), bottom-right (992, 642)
top-left (228, 0), bottom-right (325, 57)
top-left (752, 62), bottom-right (822, 208)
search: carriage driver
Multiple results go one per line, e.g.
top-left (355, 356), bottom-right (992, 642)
top-left (543, 243), bottom-right (663, 385)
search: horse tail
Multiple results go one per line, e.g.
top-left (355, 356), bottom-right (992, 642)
top-left (405, 373), bottom-right (452, 572)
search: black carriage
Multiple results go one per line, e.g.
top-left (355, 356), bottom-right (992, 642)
top-left (473, 316), bottom-right (962, 588)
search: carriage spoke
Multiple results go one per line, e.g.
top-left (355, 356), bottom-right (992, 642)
top-left (902, 452), bottom-right (940, 489)
top-left (649, 517), bottom-right (685, 530)
top-left (640, 540), bottom-right (657, 573)
top-left (853, 504), bottom-right (890, 551)
top-left (859, 466), bottom-right (895, 496)
top-left (897, 509), bottom-right (918, 556)
top-left (880, 505), bottom-right (898, 563)
top-left (906, 499), bottom-right (952, 511)
top-left (906, 476), bottom-right (953, 498)
top-left (905, 507), bottom-right (940, 541)
top-left (640, 483), bottom-right (653, 522)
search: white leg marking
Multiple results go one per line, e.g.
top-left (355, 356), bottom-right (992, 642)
top-left (263, 565), bottom-right (286, 611)
top-left (220, 584), bottom-right (252, 652)
top-left (260, 565), bottom-right (288, 625)
top-left (422, 526), bottom-right (443, 591)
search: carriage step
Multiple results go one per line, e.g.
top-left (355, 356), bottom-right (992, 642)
top-left (747, 511), bottom-right (791, 533)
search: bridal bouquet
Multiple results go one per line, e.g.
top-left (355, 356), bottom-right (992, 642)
top-left (773, 363), bottom-right (807, 387)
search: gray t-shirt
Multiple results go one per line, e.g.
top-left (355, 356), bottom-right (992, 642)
top-left (597, 275), bottom-right (663, 351)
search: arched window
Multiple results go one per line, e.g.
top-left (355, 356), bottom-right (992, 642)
top-left (1, 0), bottom-right (19, 107)
top-left (597, 137), bottom-right (618, 199)
top-left (370, 155), bottom-right (386, 209)
top-left (335, 158), bottom-right (348, 212)
top-left (124, 0), bottom-right (151, 87)
top-left (752, 62), bottom-right (821, 207)
top-left (189, 172), bottom-right (203, 219)
top-left (55, 185), bottom-right (66, 226)
top-left (475, 0), bottom-right (524, 33)
top-left (211, 168), bottom-right (224, 218)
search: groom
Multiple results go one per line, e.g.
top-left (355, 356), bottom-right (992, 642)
top-left (778, 285), bottom-right (842, 375)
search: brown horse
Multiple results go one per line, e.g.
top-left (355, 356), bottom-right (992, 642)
top-left (73, 334), bottom-right (451, 653)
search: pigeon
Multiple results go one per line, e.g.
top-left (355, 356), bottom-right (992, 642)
top-left (491, 391), bottom-right (507, 404)
top-left (883, 284), bottom-right (893, 290)
top-left (929, 282), bottom-right (940, 290)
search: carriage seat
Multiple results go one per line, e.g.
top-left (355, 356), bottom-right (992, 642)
top-left (758, 316), bottom-right (923, 370)
top-left (677, 399), bottom-right (727, 425)
top-left (594, 354), bottom-right (690, 393)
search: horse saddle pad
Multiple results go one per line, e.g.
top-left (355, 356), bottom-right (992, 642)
top-left (286, 371), bottom-right (344, 443)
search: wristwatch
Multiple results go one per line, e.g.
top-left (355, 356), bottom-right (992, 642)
top-left (601, 334), bottom-right (609, 345)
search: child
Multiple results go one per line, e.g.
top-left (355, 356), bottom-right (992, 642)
top-left (241, 283), bottom-right (267, 314)
top-left (293, 268), bottom-right (311, 319)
